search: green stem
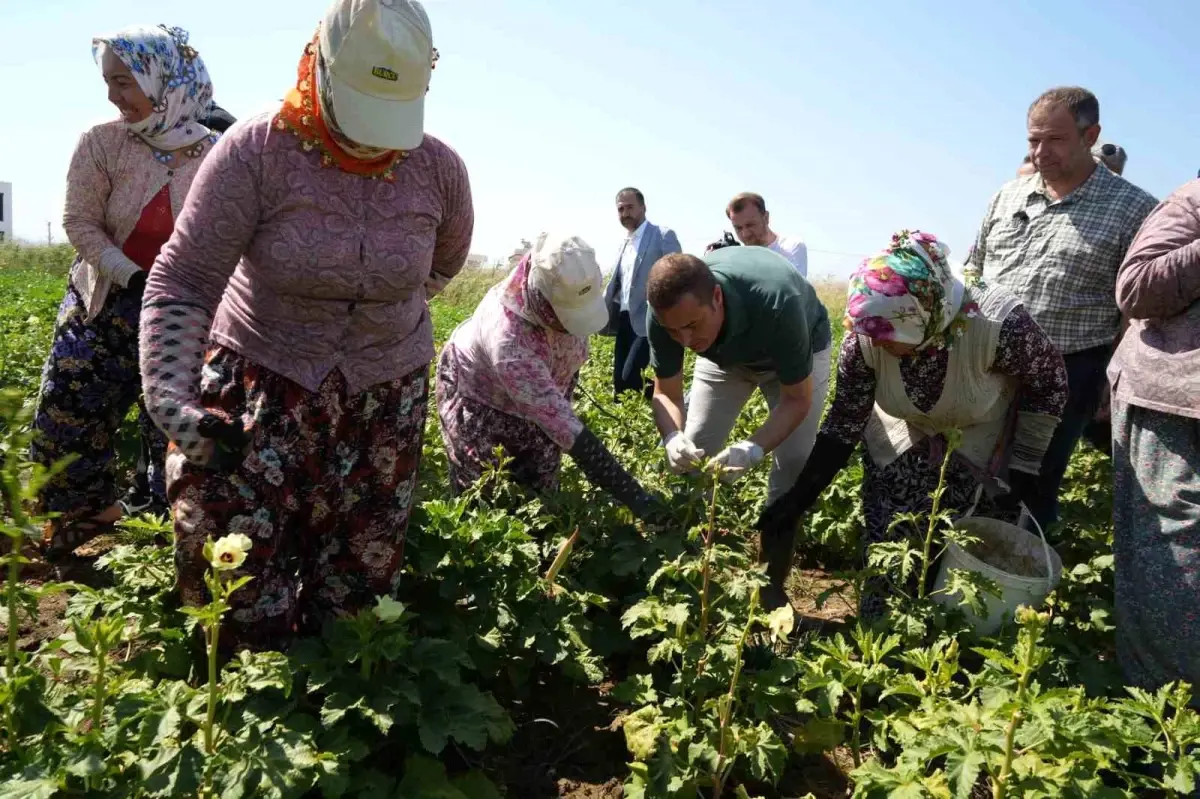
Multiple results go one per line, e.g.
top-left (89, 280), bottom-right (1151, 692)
top-left (205, 619), bottom-right (219, 755)
top-left (697, 474), bottom-right (720, 640)
top-left (4, 533), bottom-right (19, 752)
top-left (3, 473), bottom-right (27, 754)
top-left (711, 591), bottom-right (759, 799)
top-left (199, 612), bottom-right (221, 799)
top-left (91, 644), bottom-right (106, 733)
top-left (918, 444), bottom-right (955, 600)
top-left (993, 629), bottom-right (1037, 799)
top-left (851, 683), bottom-right (864, 768)
top-left (1158, 712), bottom-right (1181, 797)
top-left (1154, 710), bottom-right (1177, 759)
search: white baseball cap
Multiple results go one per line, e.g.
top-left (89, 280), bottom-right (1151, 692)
top-left (528, 233), bottom-right (609, 338)
top-left (319, 0), bottom-right (433, 151)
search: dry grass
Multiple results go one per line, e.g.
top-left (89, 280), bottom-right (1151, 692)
top-left (813, 279), bottom-right (848, 326)
top-left (3, 244), bottom-right (848, 331)
top-left (433, 267), bottom-right (847, 319)
top-left (438, 265), bottom-right (509, 310)
top-left (0, 243), bottom-right (76, 275)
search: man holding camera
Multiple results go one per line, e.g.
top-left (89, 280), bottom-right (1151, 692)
top-left (726, 192), bottom-right (808, 277)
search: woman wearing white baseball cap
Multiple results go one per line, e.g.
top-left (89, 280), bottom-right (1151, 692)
top-left (436, 233), bottom-right (669, 524)
top-left (139, 0), bottom-right (473, 650)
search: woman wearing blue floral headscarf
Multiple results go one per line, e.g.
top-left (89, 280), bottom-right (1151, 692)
top-left (758, 231), bottom-right (1068, 619)
top-left (29, 25), bottom-right (218, 561)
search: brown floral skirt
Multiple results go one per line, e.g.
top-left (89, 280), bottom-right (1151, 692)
top-left (435, 345), bottom-right (563, 494)
top-left (169, 346), bottom-right (428, 651)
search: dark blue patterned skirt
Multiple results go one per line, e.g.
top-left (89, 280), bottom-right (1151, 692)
top-left (29, 282), bottom-right (167, 524)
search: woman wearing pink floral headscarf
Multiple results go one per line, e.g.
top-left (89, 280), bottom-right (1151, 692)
top-left (758, 230), bottom-right (1068, 619)
top-left (436, 232), bottom-right (666, 523)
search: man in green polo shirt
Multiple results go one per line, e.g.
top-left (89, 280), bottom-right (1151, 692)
top-left (646, 242), bottom-right (832, 609)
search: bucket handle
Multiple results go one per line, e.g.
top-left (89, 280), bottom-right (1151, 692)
top-left (960, 485), bottom-right (1055, 581)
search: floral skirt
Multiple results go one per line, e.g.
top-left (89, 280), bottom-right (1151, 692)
top-left (435, 345), bottom-right (562, 495)
top-left (1112, 401), bottom-right (1200, 706)
top-left (170, 346), bottom-right (428, 651)
top-left (29, 281), bottom-right (167, 524)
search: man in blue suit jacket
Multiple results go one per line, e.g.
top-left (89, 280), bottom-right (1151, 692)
top-left (604, 188), bottom-right (682, 400)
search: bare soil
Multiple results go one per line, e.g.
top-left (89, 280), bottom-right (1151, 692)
top-left (787, 568), bottom-right (855, 632)
top-left (558, 778), bottom-right (624, 799)
top-left (452, 673), bottom-right (631, 798)
top-left (0, 534), bottom-right (118, 651)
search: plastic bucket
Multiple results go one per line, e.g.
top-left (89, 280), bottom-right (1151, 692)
top-left (932, 502), bottom-right (1063, 635)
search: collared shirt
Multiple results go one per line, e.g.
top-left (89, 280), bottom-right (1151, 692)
top-left (968, 166), bottom-right (1157, 355)
top-left (768, 234), bottom-right (808, 277)
top-left (648, 246), bottom-right (831, 384)
top-left (617, 218), bottom-right (648, 312)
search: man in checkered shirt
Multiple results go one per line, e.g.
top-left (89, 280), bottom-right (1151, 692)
top-left (968, 86), bottom-right (1157, 533)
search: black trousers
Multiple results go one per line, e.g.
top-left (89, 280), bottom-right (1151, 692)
top-left (1021, 344), bottom-right (1111, 533)
top-left (613, 311), bottom-right (652, 400)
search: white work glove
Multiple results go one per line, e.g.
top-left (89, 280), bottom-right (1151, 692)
top-left (664, 431), bottom-right (706, 474)
top-left (425, 271), bottom-right (452, 299)
top-left (709, 440), bottom-right (765, 483)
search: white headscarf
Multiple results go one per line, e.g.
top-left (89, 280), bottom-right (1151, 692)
top-left (92, 25), bottom-right (214, 151)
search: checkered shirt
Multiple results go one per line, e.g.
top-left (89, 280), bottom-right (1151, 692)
top-left (967, 166), bottom-right (1157, 355)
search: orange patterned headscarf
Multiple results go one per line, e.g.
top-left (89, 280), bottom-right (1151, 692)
top-left (274, 33), bottom-right (408, 181)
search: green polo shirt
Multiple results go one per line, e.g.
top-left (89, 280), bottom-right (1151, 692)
top-left (647, 246), bottom-right (832, 385)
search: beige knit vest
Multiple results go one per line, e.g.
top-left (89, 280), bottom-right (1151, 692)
top-left (859, 285), bottom-right (1023, 473)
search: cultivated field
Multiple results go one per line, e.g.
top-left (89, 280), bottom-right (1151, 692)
top-left (0, 243), bottom-right (1186, 799)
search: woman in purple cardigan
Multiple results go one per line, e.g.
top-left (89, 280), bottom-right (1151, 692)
top-left (139, 0), bottom-right (472, 651)
top-left (1108, 178), bottom-right (1200, 704)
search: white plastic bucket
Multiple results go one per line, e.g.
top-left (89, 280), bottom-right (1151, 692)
top-left (932, 500), bottom-right (1063, 635)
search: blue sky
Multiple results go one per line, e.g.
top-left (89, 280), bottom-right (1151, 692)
top-left (1, 0), bottom-right (1196, 278)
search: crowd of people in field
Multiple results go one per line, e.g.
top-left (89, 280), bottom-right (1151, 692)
top-left (22, 0), bottom-right (1198, 706)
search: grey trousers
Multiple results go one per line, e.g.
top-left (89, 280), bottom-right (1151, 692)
top-left (1112, 400), bottom-right (1200, 710)
top-left (683, 346), bottom-right (833, 504)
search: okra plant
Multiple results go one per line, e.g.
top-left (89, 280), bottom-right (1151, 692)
top-left (617, 468), bottom-right (793, 797)
top-left (1, 261), bottom-right (1192, 797)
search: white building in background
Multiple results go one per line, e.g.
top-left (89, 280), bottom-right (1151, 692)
top-left (0, 182), bottom-right (11, 242)
top-left (465, 253), bottom-right (489, 269)
top-left (507, 239), bottom-right (532, 269)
